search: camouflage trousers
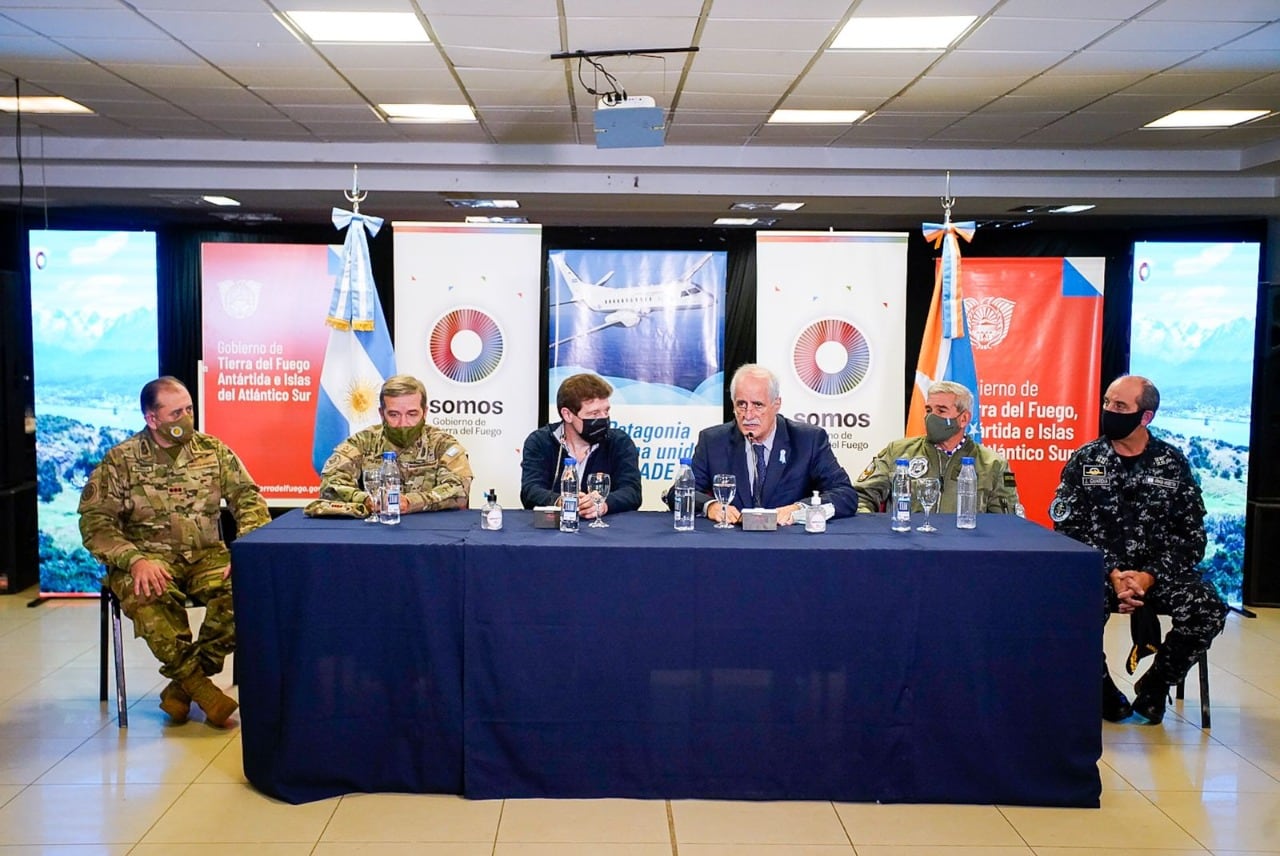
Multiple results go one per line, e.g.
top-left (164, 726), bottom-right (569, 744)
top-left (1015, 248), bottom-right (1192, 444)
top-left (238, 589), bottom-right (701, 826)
top-left (1104, 577), bottom-right (1228, 685)
top-left (106, 563), bottom-right (235, 681)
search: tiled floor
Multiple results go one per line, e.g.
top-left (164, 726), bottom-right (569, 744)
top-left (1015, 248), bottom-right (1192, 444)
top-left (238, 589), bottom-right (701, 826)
top-left (1, 588), bottom-right (1278, 856)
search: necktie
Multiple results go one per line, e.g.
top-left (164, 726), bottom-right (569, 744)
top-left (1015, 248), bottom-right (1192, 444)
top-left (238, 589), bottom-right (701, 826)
top-left (752, 443), bottom-right (767, 507)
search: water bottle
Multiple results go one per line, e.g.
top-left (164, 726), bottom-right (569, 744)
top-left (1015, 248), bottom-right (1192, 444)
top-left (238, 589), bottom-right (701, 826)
top-left (805, 490), bottom-right (826, 533)
top-left (379, 451), bottom-right (401, 525)
top-left (891, 458), bottom-right (911, 532)
top-left (673, 457), bottom-right (696, 531)
top-left (957, 456), bottom-right (978, 530)
top-left (560, 457), bottom-right (579, 533)
top-left (480, 488), bottom-right (503, 531)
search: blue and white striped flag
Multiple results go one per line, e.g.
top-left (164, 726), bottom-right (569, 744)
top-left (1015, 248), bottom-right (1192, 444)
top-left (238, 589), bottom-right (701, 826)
top-left (311, 209), bottom-right (396, 474)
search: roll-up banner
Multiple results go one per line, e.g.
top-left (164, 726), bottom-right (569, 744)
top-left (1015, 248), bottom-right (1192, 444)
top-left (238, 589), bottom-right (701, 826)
top-left (755, 232), bottom-right (909, 475)
top-left (200, 243), bottom-right (338, 505)
top-left (960, 257), bottom-right (1105, 527)
top-left (393, 223), bottom-right (543, 507)
top-left (546, 249), bottom-right (728, 509)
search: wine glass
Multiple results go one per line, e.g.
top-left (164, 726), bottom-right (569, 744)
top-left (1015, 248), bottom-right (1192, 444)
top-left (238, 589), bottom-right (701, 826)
top-left (585, 472), bottom-right (611, 528)
top-left (712, 473), bottom-right (736, 529)
top-left (915, 477), bottom-right (941, 533)
top-left (361, 462), bottom-right (383, 523)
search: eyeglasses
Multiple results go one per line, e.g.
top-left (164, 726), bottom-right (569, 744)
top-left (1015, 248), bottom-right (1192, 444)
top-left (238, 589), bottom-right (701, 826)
top-left (733, 399), bottom-right (775, 414)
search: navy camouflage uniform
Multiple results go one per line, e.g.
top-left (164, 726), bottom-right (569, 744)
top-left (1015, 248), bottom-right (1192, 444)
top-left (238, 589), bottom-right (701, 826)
top-left (320, 423), bottom-right (473, 512)
top-left (1051, 434), bottom-right (1226, 686)
top-left (78, 430), bottom-right (270, 681)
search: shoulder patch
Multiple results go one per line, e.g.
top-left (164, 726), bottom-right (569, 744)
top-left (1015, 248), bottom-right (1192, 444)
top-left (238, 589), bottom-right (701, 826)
top-left (322, 452), bottom-right (344, 472)
top-left (443, 444), bottom-right (462, 458)
top-left (858, 463), bottom-right (876, 481)
top-left (81, 481), bottom-right (99, 503)
top-left (1049, 497), bottom-right (1071, 522)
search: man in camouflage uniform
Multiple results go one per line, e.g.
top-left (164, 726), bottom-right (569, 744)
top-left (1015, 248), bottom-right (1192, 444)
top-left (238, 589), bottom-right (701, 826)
top-left (854, 381), bottom-right (1020, 514)
top-left (79, 376), bottom-right (270, 727)
top-left (1052, 374), bottom-right (1226, 725)
top-left (319, 374), bottom-right (473, 513)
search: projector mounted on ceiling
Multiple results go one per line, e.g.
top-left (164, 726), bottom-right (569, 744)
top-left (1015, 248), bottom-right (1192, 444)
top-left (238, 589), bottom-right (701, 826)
top-left (594, 95), bottom-right (666, 149)
top-left (551, 45), bottom-right (696, 150)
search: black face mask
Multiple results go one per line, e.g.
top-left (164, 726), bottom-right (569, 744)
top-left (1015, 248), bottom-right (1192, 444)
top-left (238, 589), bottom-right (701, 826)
top-left (1101, 409), bottom-right (1144, 441)
top-left (579, 416), bottom-right (610, 445)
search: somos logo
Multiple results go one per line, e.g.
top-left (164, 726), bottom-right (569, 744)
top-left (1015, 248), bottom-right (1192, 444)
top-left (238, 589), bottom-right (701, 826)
top-left (429, 307), bottom-right (504, 383)
top-left (792, 317), bottom-right (871, 396)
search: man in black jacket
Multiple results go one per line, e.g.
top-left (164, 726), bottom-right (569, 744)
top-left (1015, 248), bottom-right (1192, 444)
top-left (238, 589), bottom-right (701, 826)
top-left (520, 373), bottom-right (642, 519)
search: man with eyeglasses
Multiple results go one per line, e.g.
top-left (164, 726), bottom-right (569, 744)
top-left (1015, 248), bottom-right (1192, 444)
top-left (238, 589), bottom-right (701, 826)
top-left (683, 363), bottom-right (859, 525)
top-left (78, 376), bottom-right (270, 727)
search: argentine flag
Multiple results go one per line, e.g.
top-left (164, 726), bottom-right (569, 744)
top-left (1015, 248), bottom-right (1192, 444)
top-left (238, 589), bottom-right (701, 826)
top-left (311, 209), bottom-right (396, 474)
top-left (907, 216), bottom-right (982, 442)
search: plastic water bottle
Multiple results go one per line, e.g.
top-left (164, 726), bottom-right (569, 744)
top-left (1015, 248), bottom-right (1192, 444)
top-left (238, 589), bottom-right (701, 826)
top-left (891, 458), bottom-right (911, 532)
top-left (805, 490), bottom-right (826, 533)
top-left (480, 488), bottom-right (503, 530)
top-left (957, 456), bottom-right (978, 530)
top-left (560, 457), bottom-right (579, 533)
top-left (673, 457), bottom-right (696, 531)
top-left (379, 451), bottom-right (401, 525)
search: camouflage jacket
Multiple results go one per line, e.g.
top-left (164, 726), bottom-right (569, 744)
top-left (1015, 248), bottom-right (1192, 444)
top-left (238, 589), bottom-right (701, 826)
top-left (854, 435), bottom-right (1020, 514)
top-left (1051, 434), bottom-right (1206, 585)
top-left (78, 429), bottom-right (270, 574)
top-left (319, 423), bottom-right (473, 512)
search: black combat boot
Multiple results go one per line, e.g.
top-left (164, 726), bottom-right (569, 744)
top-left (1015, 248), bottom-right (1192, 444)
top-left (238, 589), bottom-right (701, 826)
top-left (1132, 670), bottom-right (1171, 725)
top-left (1102, 672), bottom-right (1132, 722)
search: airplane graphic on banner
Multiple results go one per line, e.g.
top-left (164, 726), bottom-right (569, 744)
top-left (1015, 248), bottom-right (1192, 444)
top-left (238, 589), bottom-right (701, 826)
top-left (549, 253), bottom-right (715, 346)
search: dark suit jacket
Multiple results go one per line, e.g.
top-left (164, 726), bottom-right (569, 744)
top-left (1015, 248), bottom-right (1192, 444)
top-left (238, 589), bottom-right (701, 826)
top-left (688, 416), bottom-right (859, 518)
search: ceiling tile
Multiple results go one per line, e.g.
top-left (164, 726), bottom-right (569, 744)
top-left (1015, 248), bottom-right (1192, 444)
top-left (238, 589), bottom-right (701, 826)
top-left (963, 16), bottom-right (1118, 51)
top-left (1091, 20), bottom-right (1264, 51)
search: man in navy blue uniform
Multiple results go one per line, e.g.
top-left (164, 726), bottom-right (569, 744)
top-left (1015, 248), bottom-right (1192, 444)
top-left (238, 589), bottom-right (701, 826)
top-left (1052, 374), bottom-right (1227, 725)
top-left (688, 363), bottom-right (858, 525)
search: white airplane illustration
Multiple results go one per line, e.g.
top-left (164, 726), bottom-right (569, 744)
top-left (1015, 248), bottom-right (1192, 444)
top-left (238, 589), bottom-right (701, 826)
top-left (549, 253), bottom-right (716, 346)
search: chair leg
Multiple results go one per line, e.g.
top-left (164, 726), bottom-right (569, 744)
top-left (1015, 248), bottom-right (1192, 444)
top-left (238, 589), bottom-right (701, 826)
top-left (99, 585), bottom-right (109, 703)
top-left (109, 593), bottom-right (128, 728)
top-left (1198, 652), bottom-right (1211, 729)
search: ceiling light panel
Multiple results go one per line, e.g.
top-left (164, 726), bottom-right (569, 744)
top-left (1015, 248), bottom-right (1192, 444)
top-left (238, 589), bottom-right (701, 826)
top-left (281, 11), bottom-right (430, 43)
top-left (832, 16), bottom-right (977, 50)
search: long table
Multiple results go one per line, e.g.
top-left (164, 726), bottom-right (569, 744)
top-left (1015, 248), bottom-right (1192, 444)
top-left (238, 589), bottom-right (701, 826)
top-left (232, 510), bottom-right (1103, 807)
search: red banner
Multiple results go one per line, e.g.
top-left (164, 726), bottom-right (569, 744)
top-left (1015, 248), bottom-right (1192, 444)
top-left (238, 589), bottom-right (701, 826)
top-left (961, 258), bottom-right (1104, 527)
top-left (200, 243), bottom-right (335, 504)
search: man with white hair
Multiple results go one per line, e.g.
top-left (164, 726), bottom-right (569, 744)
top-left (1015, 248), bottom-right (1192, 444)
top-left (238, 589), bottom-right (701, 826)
top-left (853, 380), bottom-right (1020, 515)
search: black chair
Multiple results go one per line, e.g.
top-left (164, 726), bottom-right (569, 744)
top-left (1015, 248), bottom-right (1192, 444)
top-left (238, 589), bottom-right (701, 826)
top-left (1174, 651), bottom-right (1211, 729)
top-left (98, 582), bottom-right (129, 727)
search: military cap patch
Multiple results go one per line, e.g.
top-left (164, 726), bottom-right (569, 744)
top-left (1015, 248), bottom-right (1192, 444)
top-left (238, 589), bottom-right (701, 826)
top-left (1049, 497), bottom-right (1071, 522)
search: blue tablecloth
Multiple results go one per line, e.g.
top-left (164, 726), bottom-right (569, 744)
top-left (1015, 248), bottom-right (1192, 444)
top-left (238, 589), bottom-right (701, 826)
top-left (233, 509), bottom-right (1103, 806)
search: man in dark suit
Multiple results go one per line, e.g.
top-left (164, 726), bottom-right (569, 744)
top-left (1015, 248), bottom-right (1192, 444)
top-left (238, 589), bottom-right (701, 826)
top-left (688, 364), bottom-right (859, 525)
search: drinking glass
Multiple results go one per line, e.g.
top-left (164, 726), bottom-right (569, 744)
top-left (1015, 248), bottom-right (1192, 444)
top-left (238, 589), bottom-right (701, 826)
top-left (712, 473), bottom-right (737, 529)
top-left (585, 472), bottom-right (611, 528)
top-left (915, 477), bottom-right (941, 533)
top-left (361, 462), bottom-right (383, 523)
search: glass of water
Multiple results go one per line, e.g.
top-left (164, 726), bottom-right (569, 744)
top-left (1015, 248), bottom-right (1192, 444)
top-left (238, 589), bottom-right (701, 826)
top-left (585, 472), bottom-right (611, 528)
top-left (361, 462), bottom-right (383, 523)
top-left (915, 477), bottom-right (941, 533)
top-left (712, 473), bottom-right (736, 528)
